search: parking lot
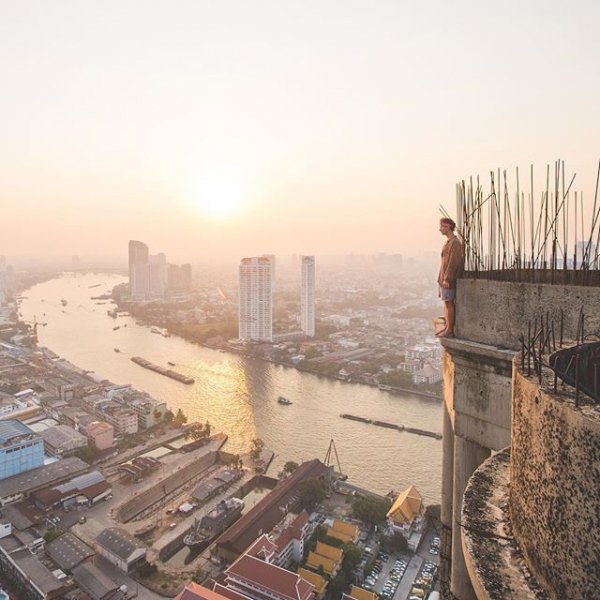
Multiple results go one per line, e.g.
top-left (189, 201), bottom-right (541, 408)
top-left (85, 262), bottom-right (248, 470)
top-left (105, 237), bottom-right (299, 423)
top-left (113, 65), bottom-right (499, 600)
top-left (360, 531), bottom-right (440, 600)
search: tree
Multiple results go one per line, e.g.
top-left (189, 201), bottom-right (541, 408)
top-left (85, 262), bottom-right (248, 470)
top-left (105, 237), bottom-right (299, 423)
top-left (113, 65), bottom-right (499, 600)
top-left (379, 531), bottom-right (409, 554)
top-left (425, 503), bottom-right (441, 525)
top-left (341, 543), bottom-right (362, 574)
top-left (153, 409), bottom-right (163, 423)
top-left (352, 495), bottom-right (391, 528)
top-left (298, 477), bottom-right (328, 510)
top-left (251, 437), bottom-right (264, 459)
top-left (327, 574), bottom-right (347, 600)
top-left (163, 409), bottom-right (174, 423)
top-left (279, 460), bottom-right (299, 478)
top-left (43, 528), bottom-right (62, 543)
top-left (174, 408), bottom-right (188, 426)
top-left (187, 421), bottom-right (211, 442)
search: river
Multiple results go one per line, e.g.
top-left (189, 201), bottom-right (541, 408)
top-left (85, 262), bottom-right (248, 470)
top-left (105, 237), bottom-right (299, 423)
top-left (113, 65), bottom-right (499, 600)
top-left (20, 272), bottom-right (442, 502)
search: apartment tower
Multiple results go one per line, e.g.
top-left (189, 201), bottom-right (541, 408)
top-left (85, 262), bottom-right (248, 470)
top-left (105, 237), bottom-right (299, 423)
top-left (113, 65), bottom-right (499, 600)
top-left (128, 240), bottom-right (149, 298)
top-left (238, 257), bottom-right (273, 342)
top-left (301, 256), bottom-right (315, 337)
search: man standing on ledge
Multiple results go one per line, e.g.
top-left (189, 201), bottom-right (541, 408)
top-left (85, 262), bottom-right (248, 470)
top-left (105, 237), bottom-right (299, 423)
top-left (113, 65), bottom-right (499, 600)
top-left (437, 217), bottom-right (464, 338)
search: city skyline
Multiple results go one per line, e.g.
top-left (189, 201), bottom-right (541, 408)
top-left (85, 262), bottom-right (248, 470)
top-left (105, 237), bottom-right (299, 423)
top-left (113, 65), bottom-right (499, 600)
top-left (2, 2), bottom-right (600, 262)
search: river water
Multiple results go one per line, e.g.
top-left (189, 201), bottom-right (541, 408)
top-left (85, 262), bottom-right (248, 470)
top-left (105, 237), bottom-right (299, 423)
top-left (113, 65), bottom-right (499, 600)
top-left (20, 273), bottom-right (442, 502)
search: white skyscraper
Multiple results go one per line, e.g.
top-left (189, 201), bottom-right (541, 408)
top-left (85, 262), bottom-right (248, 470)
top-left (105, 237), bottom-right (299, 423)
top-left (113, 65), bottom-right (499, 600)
top-left (238, 257), bottom-right (273, 342)
top-left (301, 255), bottom-right (315, 337)
top-left (128, 240), bottom-right (149, 299)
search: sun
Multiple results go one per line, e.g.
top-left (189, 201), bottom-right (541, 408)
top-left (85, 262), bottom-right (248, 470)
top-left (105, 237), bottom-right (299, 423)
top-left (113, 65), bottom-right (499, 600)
top-left (197, 174), bottom-right (243, 218)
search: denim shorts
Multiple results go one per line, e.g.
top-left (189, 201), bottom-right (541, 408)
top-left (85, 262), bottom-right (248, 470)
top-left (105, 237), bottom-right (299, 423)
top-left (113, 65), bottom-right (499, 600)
top-left (440, 287), bottom-right (456, 302)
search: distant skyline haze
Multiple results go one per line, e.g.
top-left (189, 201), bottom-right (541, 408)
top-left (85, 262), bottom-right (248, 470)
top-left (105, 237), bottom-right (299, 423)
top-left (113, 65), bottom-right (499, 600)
top-left (1, 1), bottom-right (599, 263)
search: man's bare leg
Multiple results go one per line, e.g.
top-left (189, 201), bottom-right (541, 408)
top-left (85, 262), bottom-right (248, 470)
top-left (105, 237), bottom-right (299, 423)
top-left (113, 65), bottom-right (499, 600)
top-left (438, 300), bottom-right (455, 337)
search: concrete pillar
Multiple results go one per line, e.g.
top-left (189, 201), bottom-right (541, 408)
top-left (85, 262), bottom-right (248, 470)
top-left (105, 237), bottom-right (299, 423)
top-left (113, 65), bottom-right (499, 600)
top-left (451, 435), bottom-right (490, 600)
top-left (440, 404), bottom-right (454, 594)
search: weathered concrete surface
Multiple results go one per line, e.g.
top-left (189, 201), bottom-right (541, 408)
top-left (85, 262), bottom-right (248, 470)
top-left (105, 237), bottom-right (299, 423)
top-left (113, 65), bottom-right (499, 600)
top-left (456, 279), bottom-right (600, 350)
top-left (462, 449), bottom-right (548, 600)
top-left (439, 404), bottom-right (455, 590)
top-left (442, 339), bottom-right (513, 451)
top-left (451, 435), bottom-right (490, 600)
top-left (510, 362), bottom-right (600, 600)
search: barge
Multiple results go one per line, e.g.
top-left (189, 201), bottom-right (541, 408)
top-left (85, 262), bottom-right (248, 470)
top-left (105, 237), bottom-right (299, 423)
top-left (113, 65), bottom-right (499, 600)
top-left (130, 356), bottom-right (195, 384)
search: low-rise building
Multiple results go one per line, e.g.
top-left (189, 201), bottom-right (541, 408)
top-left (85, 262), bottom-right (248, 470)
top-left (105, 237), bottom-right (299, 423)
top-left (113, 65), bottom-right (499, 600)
top-left (387, 485), bottom-right (425, 550)
top-left (95, 527), bottom-right (146, 572)
top-left (80, 420), bottom-right (114, 450)
top-left (32, 470), bottom-right (111, 510)
top-left (274, 510), bottom-right (311, 568)
top-left (412, 364), bottom-right (442, 385)
top-left (305, 541), bottom-right (343, 578)
top-left (0, 420), bottom-right (44, 481)
top-left (298, 569), bottom-right (327, 599)
top-left (95, 402), bottom-right (138, 435)
top-left (0, 536), bottom-right (68, 599)
top-left (215, 460), bottom-right (332, 562)
top-left (39, 425), bottom-right (88, 458)
top-left (0, 456), bottom-right (89, 506)
top-left (326, 519), bottom-right (359, 544)
top-left (216, 535), bottom-right (315, 600)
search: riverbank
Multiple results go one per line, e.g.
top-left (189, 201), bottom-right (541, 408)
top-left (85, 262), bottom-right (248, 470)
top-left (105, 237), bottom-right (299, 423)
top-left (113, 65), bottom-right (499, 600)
top-left (113, 294), bottom-right (442, 402)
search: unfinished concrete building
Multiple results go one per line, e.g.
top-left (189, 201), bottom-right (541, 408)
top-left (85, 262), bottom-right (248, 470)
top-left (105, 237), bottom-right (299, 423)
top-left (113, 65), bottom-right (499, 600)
top-left (439, 162), bottom-right (600, 599)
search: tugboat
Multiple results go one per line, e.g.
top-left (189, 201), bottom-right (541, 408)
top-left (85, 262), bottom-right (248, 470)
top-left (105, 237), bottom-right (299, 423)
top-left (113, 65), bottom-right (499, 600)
top-left (184, 498), bottom-right (244, 547)
top-left (278, 396), bottom-right (293, 405)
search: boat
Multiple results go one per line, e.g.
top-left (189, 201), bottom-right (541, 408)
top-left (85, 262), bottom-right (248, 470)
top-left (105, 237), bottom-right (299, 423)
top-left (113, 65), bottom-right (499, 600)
top-left (184, 498), bottom-right (244, 547)
top-left (150, 327), bottom-right (161, 334)
top-left (278, 396), bottom-right (293, 405)
top-left (168, 361), bottom-right (176, 367)
top-left (114, 348), bottom-right (120, 353)
top-left (378, 384), bottom-right (393, 391)
top-left (113, 326), bottom-right (120, 331)
top-left (60, 298), bottom-right (67, 306)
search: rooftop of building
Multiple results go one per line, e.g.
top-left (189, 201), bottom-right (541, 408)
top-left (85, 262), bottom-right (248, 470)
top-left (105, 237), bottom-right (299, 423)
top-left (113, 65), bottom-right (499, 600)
top-left (225, 552), bottom-right (314, 600)
top-left (175, 583), bottom-right (231, 600)
top-left (0, 419), bottom-right (35, 445)
top-left (96, 527), bottom-right (146, 561)
top-left (46, 532), bottom-right (95, 570)
top-left (215, 459), bottom-right (329, 557)
top-left (0, 456), bottom-right (89, 499)
top-left (39, 424), bottom-right (87, 448)
top-left (32, 470), bottom-right (109, 506)
top-left (1, 546), bottom-right (65, 596)
top-left (72, 561), bottom-right (123, 599)
top-left (387, 485), bottom-right (423, 525)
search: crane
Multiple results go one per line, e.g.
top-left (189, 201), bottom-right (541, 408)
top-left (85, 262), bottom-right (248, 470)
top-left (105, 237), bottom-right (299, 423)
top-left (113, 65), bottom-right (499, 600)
top-left (323, 438), bottom-right (347, 481)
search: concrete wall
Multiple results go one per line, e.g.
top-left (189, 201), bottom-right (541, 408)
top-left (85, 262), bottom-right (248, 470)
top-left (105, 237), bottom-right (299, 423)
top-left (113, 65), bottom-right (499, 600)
top-left (456, 279), bottom-right (600, 350)
top-left (510, 363), bottom-right (600, 600)
top-left (442, 340), bottom-right (513, 451)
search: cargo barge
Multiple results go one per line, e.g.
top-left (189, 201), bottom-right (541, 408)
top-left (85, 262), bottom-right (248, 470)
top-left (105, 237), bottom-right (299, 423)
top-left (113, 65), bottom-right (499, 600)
top-left (130, 356), bottom-right (195, 384)
top-left (340, 414), bottom-right (440, 439)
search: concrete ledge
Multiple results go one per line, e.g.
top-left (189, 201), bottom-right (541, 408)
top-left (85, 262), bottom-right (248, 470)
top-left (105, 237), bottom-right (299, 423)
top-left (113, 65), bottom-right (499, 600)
top-left (441, 337), bottom-right (516, 370)
top-left (461, 448), bottom-right (548, 600)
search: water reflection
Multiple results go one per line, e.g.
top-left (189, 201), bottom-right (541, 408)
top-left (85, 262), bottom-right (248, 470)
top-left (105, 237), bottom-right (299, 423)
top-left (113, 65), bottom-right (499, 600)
top-left (20, 273), bottom-right (442, 501)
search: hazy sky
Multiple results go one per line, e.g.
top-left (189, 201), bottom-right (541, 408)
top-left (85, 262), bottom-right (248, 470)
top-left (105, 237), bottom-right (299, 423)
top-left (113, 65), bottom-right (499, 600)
top-left (1, 1), bottom-right (599, 264)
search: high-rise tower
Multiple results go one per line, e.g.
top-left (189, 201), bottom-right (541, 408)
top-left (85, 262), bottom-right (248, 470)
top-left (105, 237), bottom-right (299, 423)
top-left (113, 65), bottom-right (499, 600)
top-left (301, 256), bottom-right (315, 337)
top-left (128, 240), bottom-right (149, 298)
top-left (238, 257), bottom-right (273, 342)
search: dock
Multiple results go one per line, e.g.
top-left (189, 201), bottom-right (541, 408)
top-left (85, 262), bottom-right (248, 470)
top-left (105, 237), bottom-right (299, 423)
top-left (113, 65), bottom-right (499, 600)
top-left (340, 414), bottom-right (441, 439)
top-left (130, 356), bottom-right (195, 385)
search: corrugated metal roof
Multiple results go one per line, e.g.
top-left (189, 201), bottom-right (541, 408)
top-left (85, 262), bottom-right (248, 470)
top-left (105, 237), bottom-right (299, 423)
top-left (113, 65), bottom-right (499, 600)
top-left (0, 419), bottom-right (34, 444)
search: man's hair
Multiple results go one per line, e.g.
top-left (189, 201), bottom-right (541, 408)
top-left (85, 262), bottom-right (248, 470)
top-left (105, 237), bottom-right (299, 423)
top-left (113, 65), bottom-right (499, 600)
top-left (440, 217), bottom-right (456, 231)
